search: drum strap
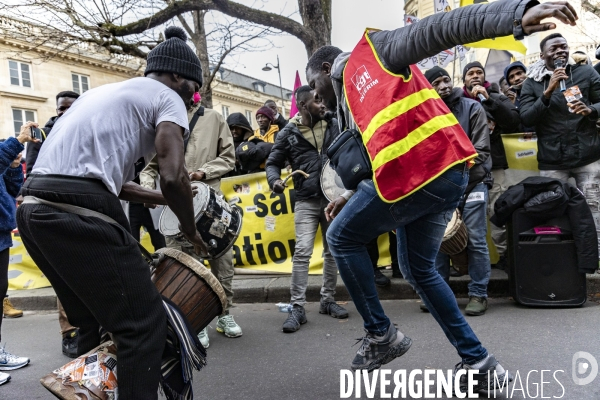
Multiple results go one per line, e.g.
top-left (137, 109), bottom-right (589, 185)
top-left (22, 195), bottom-right (156, 263)
top-left (184, 106), bottom-right (205, 152)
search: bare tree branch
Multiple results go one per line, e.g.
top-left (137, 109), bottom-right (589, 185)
top-left (583, 0), bottom-right (600, 18)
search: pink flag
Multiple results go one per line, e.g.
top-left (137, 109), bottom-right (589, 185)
top-left (289, 71), bottom-right (302, 118)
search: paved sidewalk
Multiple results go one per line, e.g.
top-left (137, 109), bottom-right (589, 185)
top-left (8, 269), bottom-right (600, 310)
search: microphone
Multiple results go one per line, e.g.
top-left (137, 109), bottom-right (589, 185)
top-left (554, 59), bottom-right (567, 92)
top-left (472, 84), bottom-right (487, 102)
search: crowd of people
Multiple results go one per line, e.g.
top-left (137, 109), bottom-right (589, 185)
top-left (0, 0), bottom-right (593, 397)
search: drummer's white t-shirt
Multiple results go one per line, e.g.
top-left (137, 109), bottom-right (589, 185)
top-left (33, 77), bottom-right (189, 195)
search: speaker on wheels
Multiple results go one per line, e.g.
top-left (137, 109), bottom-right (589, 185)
top-left (506, 208), bottom-right (586, 307)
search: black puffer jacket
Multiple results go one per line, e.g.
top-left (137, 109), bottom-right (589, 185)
top-left (520, 63), bottom-right (600, 170)
top-left (478, 84), bottom-right (521, 169)
top-left (25, 116), bottom-right (57, 175)
top-left (266, 118), bottom-right (339, 201)
top-left (491, 176), bottom-right (598, 273)
top-left (274, 114), bottom-right (288, 132)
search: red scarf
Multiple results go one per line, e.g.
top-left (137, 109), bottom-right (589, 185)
top-left (463, 81), bottom-right (491, 102)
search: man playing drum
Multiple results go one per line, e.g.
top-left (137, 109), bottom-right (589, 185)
top-left (17, 26), bottom-right (206, 400)
top-left (266, 85), bottom-right (350, 333)
top-left (425, 66), bottom-right (493, 316)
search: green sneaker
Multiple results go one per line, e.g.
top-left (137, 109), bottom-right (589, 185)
top-left (216, 314), bottom-right (243, 338)
top-left (465, 296), bottom-right (488, 316)
top-left (197, 327), bottom-right (209, 348)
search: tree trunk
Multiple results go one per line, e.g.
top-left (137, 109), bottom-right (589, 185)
top-left (298, 0), bottom-right (332, 56)
top-left (191, 10), bottom-right (213, 109)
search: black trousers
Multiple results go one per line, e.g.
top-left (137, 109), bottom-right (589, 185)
top-left (129, 203), bottom-right (165, 249)
top-left (0, 247), bottom-right (9, 341)
top-left (366, 232), bottom-right (399, 271)
top-left (17, 175), bottom-right (166, 400)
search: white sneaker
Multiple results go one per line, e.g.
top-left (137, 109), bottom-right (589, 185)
top-left (197, 328), bottom-right (209, 349)
top-left (216, 314), bottom-right (243, 338)
top-left (0, 346), bottom-right (29, 371)
top-left (0, 372), bottom-right (10, 385)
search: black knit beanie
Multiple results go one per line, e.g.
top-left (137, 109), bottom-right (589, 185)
top-left (145, 26), bottom-right (203, 87)
top-left (462, 61), bottom-right (485, 82)
top-left (424, 66), bottom-right (450, 84)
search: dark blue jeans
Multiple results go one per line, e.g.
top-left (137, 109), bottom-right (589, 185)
top-left (327, 167), bottom-right (488, 364)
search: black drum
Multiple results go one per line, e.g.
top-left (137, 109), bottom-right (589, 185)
top-left (159, 182), bottom-right (242, 259)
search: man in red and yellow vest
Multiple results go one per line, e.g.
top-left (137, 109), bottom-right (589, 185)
top-left (305, 0), bottom-right (578, 389)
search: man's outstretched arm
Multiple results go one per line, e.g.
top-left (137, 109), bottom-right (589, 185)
top-left (370, 0), bottom-right (577, 73)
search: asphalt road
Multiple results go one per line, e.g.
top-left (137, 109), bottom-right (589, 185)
top-left (2, 299), bottom-right (600, 400)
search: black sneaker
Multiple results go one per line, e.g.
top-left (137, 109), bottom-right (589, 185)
top-left (454, 354), bottom-right (513, 394)
top-left (319, 300), bottom-right (349, 319)
top-left (351, 324), bottom-right (412, 372)
top-left (62, 329), bottom-right (79, 358)
top-left (374, 268), bottom-right (391, 287)
top-left (282, 305), bottom-right (307, 333)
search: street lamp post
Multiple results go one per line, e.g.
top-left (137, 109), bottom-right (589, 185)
top-left (262, 55), bottom-right (286, 118)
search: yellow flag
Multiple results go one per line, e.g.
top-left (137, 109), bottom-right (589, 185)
top-left (460, 0), bottom-right (527, 55)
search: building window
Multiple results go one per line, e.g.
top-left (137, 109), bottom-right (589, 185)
top-left (210, 67), bottom-right (225, 80)
top-left (253, 82), bottom-right (265, 92)
top-left (12, 108), bottom-right (36, 136)
top-left (245, 110), bottom-right (253, 126)
top-left (9, 60), bottom-right (32, 88)
top-left (72, 73), bottom-right (90, 94)
top-left (221, 105), bottom-right (230, 118)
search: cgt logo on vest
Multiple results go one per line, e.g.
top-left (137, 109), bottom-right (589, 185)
top-left (351, 65), bottom-right (379, 103)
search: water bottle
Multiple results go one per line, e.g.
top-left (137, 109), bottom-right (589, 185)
top-left (276, 303), bottom-right (293, 313)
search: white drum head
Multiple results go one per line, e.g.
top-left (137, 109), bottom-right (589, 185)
top-left (159, 183), bottom-right (211, 237)
top-left (443, 209), bottom-right (460, 238)
top-left (320, 159), bottom-right (346, 202)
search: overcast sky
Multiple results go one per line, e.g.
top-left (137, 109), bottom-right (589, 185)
top-left (227, 0), bottom-right (406, 91)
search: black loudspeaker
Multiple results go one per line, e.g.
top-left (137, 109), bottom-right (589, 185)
top-left (507, 208), bottom-right (586, 307)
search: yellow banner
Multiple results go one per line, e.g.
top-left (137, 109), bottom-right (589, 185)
top-left (8, 228), bottom-right (156, 291)
top-left (221, 171), bottom-right (391, 273)
top-left (8, 232), bottom-right (51, 290)
top-left (459, 0), bottom-right (527, 54)
top-left (501, 132), bottom-right (539, 171)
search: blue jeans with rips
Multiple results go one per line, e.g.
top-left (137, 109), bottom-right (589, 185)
top-left (436, 182), bottom-right (491, 298)
top-left (326, 167), bottom-right (488, 364)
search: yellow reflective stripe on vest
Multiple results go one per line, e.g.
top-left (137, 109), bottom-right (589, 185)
top-left (371, 113), bottom-right (459, 171)
top-left (362, 88), bottom-right (439, 144)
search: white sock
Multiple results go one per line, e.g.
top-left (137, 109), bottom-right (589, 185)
top-left (376, 324), bottom-right (404, 342)
top-left (469, 355), bottom-right (505, 374)
top-left (469, 355), bottom-right (490, 369)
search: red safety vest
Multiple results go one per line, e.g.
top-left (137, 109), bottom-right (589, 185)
top-left (343, 30), bottom-right (477, 203)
